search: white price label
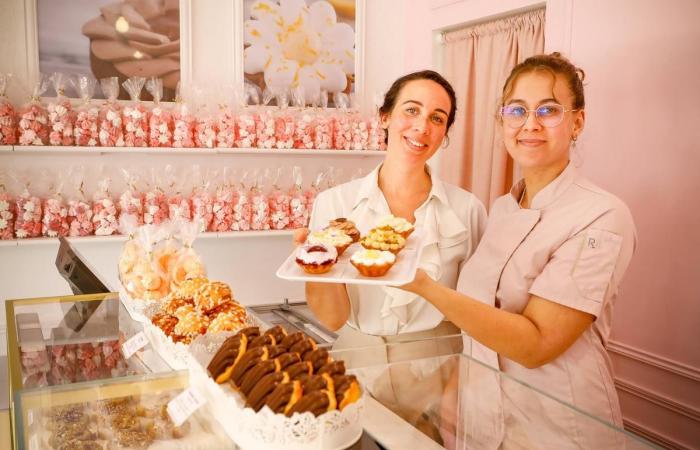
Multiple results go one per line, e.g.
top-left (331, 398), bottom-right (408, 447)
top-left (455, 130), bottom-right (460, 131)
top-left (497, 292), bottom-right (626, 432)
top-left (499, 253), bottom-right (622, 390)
top-left (121, 331), bottom-right (149, 359)
top-left (167, 387), bottom-right (206, 427)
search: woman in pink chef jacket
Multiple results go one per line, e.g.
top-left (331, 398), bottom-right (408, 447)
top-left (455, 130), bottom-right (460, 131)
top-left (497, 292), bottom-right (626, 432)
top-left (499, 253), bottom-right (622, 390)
top-left (401, 52), bottom-right (638, 449)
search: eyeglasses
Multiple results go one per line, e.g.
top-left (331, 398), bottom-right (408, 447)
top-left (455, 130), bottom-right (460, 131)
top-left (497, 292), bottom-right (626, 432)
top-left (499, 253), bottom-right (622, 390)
top-left (500, 103), bottom-right (580, 128)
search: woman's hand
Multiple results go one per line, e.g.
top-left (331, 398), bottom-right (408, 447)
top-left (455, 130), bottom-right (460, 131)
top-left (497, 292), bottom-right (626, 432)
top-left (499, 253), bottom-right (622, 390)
top-left (293, 228), bottom-right (309, 247)
top-left (399, 268), bottom-right (433, 294)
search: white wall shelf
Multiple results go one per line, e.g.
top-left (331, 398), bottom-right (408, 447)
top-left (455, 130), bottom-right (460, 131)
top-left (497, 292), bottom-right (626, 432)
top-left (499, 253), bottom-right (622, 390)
top-left (8, 145), bottom-right (386, 157)
top-left (0, 229), bottom-right (295, 247)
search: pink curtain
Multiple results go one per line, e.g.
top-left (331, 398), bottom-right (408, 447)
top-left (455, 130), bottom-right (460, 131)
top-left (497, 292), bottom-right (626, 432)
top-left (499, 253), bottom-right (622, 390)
top-left (440, 9), bottom-right (545, 209)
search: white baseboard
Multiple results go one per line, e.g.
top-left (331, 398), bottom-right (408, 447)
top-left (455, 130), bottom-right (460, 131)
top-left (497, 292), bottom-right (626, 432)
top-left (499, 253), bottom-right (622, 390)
top-left (607, 340), bottom-right (700, 382)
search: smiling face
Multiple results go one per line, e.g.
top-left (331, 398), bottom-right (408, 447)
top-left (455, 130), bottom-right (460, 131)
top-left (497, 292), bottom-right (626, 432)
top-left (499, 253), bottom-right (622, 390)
top-left (502, 70), bottom-right (585, 173)
top-left (381, 79), bottom-right (452, 166)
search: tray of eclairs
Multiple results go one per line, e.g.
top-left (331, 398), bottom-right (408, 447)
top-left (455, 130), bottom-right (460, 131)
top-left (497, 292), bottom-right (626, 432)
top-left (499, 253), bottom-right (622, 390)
top-left (190, 324), bottom-right (363, 450)
top-left (277, 215), bottom-right (426, 286)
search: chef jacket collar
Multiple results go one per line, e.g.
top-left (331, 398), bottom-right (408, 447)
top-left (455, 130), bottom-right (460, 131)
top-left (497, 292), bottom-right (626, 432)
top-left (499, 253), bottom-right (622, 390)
top-left (509, 161), bottom-right (578, 210)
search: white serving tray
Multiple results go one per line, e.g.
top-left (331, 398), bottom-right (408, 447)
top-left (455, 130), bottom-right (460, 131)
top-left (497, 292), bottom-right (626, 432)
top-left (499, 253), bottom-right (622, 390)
top-left (276, 229), bottom-right (425, 286)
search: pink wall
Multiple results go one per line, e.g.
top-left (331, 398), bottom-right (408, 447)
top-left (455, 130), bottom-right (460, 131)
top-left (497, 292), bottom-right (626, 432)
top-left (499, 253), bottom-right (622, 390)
top-left (407, 0), bottom-right (700, 446)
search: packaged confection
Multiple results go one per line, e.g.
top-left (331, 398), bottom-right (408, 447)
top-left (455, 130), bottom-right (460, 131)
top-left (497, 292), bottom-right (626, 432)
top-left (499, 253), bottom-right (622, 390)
top-left (292, 85), bottom-right (314, 149)
top-left (268, 168), bottom-right (291, 230)
top-left (172, 81), bottom-right (196, 148)
top-left (119, 221), bottom-right (170, 301)
top-left (122, 76), bottom-right (149, 147)
top-left (165, 165), bottom-right (192, 222)
top-left (17, 75), bottom-right (49, 146)
top-left (216, 85), bottom-right (236, 148)
top-left (256, 88), bottom-right (276, 148)
top-left (92, 176), bottom-right (119, 236)
top-left (273, 90), bottom-right (294, 149)
top-left (350, 114), bottom-right (369, 151)
top-left (98, 77), bottom-right (125, 146)
top-left (47, 72), bottom-right (75, 146)
top-left (190, 166), bottom-right (213, 232)
top-left (234, 83), bottom-right (260, 148)
top-left (0, 169), bottom-right (15, 239)
top-left (0, 73), bottom-right (17, 145)
top-left (249, 170), bottom-right (270, 230)
top-left (146, 77), bottom-right (173, 147)
top-left (41, 179), bottom-right (70, 238)
top-left (119, 168), bottom-right (145, 226)
top-left (14, 175), bottom-right (42, 239)
top-left (66, 169), bottom-right (94, 237)
top-left (194, 89), bottom-right (217, 148)
top-left (332, 92), bottom-right (352, 150)
top-left (144, 168), bottom-right (169, 225)
top-left (304, 170), bottom-right (327, 212)
top-left (71, 75), bottom-right (100, 146)
top-left (368, 92), bottom-right (387, 150)
top-left (211, 169), bottom-right (235, 232)
top-left (230, 173), bottom-right (251, 232)
top-left (17, 313), bottom-right (49, 388)
top-left (168, 221), bottom-right (206, 291)
top-left (313, 90), bottom-right (333, 149)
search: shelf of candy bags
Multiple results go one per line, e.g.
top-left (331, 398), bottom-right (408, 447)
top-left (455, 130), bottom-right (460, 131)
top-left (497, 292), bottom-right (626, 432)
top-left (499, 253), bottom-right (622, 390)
top-left (185, 324), bottom-right (364, 450)
top-left (0, 163), bottom-right (353, 244)
top-left (0, 70), bottom-right (388, 151)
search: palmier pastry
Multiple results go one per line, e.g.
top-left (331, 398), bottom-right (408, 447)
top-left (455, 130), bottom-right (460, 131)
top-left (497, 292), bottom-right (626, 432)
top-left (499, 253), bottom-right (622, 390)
top-left (247, 371), bottom-right (290, 411)
top-left (318, 360), bottom-right (346, 377)
top-left (286, 389), bottom-right (337, 417)
top-left (207, 333), bottom-right (248, 383)
top-left (194, 281), bottom-right (233, 314)
top-left (303, 348), bottom-right (331, 372)
top-left (279, 331), bottom-right (305, 350)
top-left (171, 276), bottom-right (209, 301)
top-left (173, 309), bottom-right (209, 338)
top-left (162, 296), bottom-right (194, 315)
top-left (208, 311), bottom-right (247, 333)
top-left (264, 380), bottom-right (302, 415)
top-left (333, 374), bottom-right (362, 410)
top-left (326, 217), bottom-right (360, 242)
top-left (289, 337), bottom-right (317, 358)
top-left (264, 325), bottom-right (288, 343)
top-left (231, 346), bottom-right (270, 387)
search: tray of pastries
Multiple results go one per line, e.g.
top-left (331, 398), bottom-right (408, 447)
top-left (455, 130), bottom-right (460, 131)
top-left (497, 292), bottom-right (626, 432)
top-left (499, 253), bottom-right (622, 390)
top-left (276, 216), bottom-right (426, 286)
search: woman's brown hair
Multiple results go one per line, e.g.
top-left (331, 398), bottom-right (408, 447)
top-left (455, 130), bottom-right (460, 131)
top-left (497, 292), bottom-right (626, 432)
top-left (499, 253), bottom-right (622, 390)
top-left (500, 52), bottom-right (586, 109)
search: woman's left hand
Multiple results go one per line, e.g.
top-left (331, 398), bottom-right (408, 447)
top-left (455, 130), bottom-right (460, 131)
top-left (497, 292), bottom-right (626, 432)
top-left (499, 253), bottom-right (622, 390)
top-left (399, 268), bottom-right (432, 294)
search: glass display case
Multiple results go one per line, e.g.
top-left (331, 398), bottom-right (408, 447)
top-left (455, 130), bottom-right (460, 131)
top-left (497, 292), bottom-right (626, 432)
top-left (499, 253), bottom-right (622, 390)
top-left (4, 292), bottom-right (197, 449)
top-left (331, 335), bottom-right (659, 450)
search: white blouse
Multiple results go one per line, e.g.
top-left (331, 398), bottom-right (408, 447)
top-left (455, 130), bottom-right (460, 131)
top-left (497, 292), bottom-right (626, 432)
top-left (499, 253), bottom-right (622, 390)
top-left (309, 164), bottom-right (487, 335)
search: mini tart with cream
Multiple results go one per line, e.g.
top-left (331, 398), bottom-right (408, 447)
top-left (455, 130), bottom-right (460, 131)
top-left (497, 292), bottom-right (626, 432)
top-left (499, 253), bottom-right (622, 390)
top-left (350, 249), bottom-right (396, 277)
top-left (377, 214), bottom-right (414, 238)
top-left (295, 243), bottom-right (338, 274)
top-left (360, 227), bottom-right (406, 254)
top-left (307, 228), bottom-right (353, 256)
top-left (326, 218), bottom-right (361, 243)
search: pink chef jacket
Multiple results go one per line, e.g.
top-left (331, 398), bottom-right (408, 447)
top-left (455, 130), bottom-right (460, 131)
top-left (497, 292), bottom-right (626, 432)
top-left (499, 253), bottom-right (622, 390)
top-left (457, 163), bottom-right (637, 448)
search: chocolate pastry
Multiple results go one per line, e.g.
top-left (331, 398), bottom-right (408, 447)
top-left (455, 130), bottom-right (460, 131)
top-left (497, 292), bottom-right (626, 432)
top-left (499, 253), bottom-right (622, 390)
top-left (300, 373), bottom-right (335, 395)
top-left (286, 389), bottom-right (337, 417)
top-left (327, 217), bottom-right (361, 242)
top-left (247, 371), bottom-right (290, 411)
top-left (303, 348), bottom-right (331, 372)
top-left (264, 380), bottom-right (302, 414)
top-left (231, 346), bottom-right (269, 387)
top-left (237, 326), bottom-right (261, 339)
top-left (279, 331), bottom-right (305, 350)
top-left (276, 352), bottom-right (301, 370)
top-left (239, 359), bottom-right (280, 396)
top-left (208, 333), bottom-right (248, 383)
top-left (289, 337), bottom-right (317, 358)
top-left (285, 360), bottom-right (314, 380)
top-left (333, 374), bottom-right (362, 410)
top-left (264, 325), bottom-right (288, 343)
top-left (266, 344), bottom-right (286, 359)
top-left (318, 360), bottom-right (346, 377)
top-left (249, 333), bottom-right (276, 348)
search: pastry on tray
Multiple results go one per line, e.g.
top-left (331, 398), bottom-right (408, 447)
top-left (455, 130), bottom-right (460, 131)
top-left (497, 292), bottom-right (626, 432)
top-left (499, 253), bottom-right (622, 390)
top-left (295, 243), bottom-right (338, 274)
top-left (325, 217), bottom-right (361, 242)
top-left (306, 228), bottom-right (353, 256)
top-left (350, 249), bottom-right (397, 277)
top-left (360, 227), bottom-right (406, 254)
top-left (377, 214), bottom-right (415, 238)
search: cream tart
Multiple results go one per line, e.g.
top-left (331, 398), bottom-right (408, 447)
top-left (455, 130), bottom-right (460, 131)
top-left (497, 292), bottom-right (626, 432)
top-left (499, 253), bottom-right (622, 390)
top-left (295, 243), bottom-right (338, 274)
top-left (306, 228), bottom-right (353, 256)
top-left (360, 227), bottom-right (406, 254)
top-left (377, 214), bottom-right (415, 238)
top-left (350, 249), bottom-right (396, 277)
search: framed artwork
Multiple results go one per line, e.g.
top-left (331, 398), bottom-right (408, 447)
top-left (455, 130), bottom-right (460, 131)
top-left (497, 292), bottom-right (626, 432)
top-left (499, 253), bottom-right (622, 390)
top-left (34, 0), bottom-right (181, 100)
top-left (239, 0), bottom-right (365, 106)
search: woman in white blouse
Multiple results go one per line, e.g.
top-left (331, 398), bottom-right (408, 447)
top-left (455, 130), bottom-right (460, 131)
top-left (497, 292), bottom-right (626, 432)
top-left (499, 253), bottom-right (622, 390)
top-left (295, 70), bottom-right (486, 435)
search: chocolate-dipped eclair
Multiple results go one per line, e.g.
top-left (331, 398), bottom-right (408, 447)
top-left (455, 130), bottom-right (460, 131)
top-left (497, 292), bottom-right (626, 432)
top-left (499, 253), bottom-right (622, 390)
top-left (266, 344), bottom-right (286, 359)
top-left (249, 334), bottom-right (276, 348)
top-left (264, 325), bottom-right (288, 343)
top-left (208, 333), bottom-right (248, 383)
top-left (286, 389), bottom-right (337, 417)
top-left (246, 371), bottom-right (290, 412)
top-left (300, 373), bottom-right (335, 396)
top-left (289, 337), bottom-right (317, 359)
top-left (231, 346), bottom-right (269, 387)
top-left (237, 326), bottom-right (261, 340)
top-left (333, 374), bottom-right (362, 410)
top-left (264, 380), bottom-right (302, 415)
top-left (285, 360), bottom-right (314, 380)
top-left (276, 352), bottom-right (301, 370)
top-left (303, 348), bottom-right (331, 372)
top-left (279, 332), bottom-right (305, 350)
top-left (239, 359), bottom-right (281, 396)
top-left (317, 360), bottom-right (345, 377)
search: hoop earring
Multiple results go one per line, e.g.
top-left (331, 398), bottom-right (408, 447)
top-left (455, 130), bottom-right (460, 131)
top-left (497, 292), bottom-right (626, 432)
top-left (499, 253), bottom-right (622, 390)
top-left (442, 136), bottom-right (450, 148)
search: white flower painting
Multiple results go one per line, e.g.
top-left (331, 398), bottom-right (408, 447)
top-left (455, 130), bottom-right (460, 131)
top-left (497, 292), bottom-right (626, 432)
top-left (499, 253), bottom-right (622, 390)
top-left (243, 0), bottom-right (357, 105)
